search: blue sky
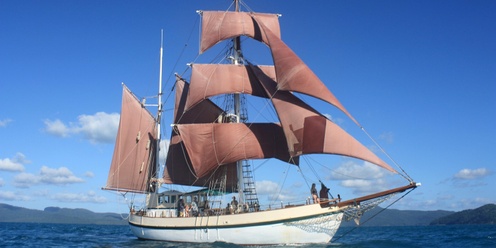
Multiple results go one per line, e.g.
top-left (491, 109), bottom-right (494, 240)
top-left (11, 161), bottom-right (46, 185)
top-left (1, 0), bottom-right (494, 213)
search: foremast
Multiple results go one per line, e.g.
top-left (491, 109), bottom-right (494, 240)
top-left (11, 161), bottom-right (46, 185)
top-left (103, 30), bottom-right (164, 207)
top-left (141, 30), bottom-right (165, 208)
top-left (153, 30), bottom-right (164, 193)
top-left (143, 29), bottom-right (165, 196)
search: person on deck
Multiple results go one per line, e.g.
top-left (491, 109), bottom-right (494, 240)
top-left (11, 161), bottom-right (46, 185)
top-left (178, 198), bottom-right (185, 217)
top-left (231, 196), bottom-right (239, 213)
top-left (191, 196), bottom-right (199, 217)
top-left (320, 182), bottom-right (330, 207)
top-left (320, 182), bottom-right (329, 202)
top-left (185, 204), bottom-right (190, 217)
top-left (311, 183), bottom-right (319, 203)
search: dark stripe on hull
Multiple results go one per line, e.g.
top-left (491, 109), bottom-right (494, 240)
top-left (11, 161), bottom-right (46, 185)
top-left (129, 211), bottom-right (341, 230)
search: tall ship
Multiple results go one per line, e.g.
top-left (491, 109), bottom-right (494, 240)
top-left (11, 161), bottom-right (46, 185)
top-left (103, 0), bottom-right (419, 245)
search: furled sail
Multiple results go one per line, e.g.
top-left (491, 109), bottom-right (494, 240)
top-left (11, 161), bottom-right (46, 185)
top-left (249, 65), bottom-right (397, 173)
top-left (104, 85), bottom-right (157, 193)
top-left (163, 78), bottom-right (238, 190)
top-left (199, 11), bottom-right (281, 53)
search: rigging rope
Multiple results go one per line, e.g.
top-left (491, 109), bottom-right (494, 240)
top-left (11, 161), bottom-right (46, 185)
top-left (302, 156), bottom-right (323, 183)
top-left (331, 186), bottom-right (417, 242)
top-left (269, 163), bottom-right (291, 206)
top-left (295, 159), bottom-right (313, 199)
top-left (360, 126), bottom-right (413, 182)
top-left (162, 14), bottom-right (200, 108)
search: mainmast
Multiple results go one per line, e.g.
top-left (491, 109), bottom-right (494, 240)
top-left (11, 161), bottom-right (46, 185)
top-left (233, 0), bottom-right (245, 204)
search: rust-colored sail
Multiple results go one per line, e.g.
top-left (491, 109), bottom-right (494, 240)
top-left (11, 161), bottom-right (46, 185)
top-left (251, 16), bottom-right (360, 126)
top-left (104, 85), bottom-right (157, 193)
top-left (173, 76), bottom-right (225, 124)
top-left (185, 64), bottom-right (272, 110)
top-left (165, 11), bottom-right (397, 188)
top-left (249, 66), bottom-right (397, 173)
top-left (177, 123), bottom-right (295, 178)
top-left (200, 11), bottom-right (358, 125)
top-left (163, 129), bottom-right (239, 191)
top-left (163, 78), bottom-right (238, 189)
top-left (200, 11), bottom-right (280, 53)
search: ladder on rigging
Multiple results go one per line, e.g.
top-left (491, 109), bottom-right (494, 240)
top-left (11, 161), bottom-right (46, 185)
top-left (241, 160), bottom-right (259, 211)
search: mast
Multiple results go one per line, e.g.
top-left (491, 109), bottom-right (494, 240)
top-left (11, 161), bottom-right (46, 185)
top-left (157, 29), bottom-right (163, 143)
top-left (233, 0), bottom-right (245, 204)
top-left (154, 29), bottom-right (164, 193)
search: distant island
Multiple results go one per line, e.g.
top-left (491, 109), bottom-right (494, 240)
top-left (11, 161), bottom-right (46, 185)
top-left (0, 203), bottom-right (127, 225)
top-left (430, 203), bottom-right (496, 225)
top-left (1, 203), bottom-right (494, 226)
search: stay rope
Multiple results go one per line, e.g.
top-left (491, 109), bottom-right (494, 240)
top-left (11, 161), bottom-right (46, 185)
top-left (331, 186), bottom-right (417, 242)
top-left (360, 126), bottom-right (413, 182)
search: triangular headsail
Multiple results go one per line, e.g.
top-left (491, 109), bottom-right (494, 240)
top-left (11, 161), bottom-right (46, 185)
top-left (253, 14), bottom-right (360, 126)
top-left (248, 65), bottom-right (396, 173)
top-left (104, 85), bottom-right (158, 193)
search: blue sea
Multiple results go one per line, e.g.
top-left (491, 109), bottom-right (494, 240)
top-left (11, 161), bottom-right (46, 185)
top-left (0, 223), bottom-right (495, 247)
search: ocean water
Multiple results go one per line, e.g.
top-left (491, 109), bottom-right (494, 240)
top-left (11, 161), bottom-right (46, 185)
top-left (0, 223), bottom-right (495, 248)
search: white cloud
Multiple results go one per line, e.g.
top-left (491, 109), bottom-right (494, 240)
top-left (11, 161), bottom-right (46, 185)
top-left (256, 180), bottom-right (280, 195)
top-left (0, 118), bottom-right (12, 127)
top-left (0, 158), bottom-right (24, 172)
top-left (328, 161), bottom-right (393, 195)
top-left (256, 180), bottom-right (299, 203)
top-left (453, 168), bottom-right (491, 180)
top-left (13, 166), bottom-right (84, 188)
top-left (329, 161), bottom-right (387, 180)
top-left (340, 178), bottom-right (390, 194)
top-left (0, 190), bottom-right (30, 201)
top-left (74, 112), bottom-right (120, 143)
top-left (39, 166), bottom-right (85, 184)
top-left (159, 139), bottom-right (169, 162)
top-left (51, 191), bottom-right (107, 203)
top-left (43, 112), bottom-right (119, 144)
top-left (0, 153), bottom-right (30, 172)
top-left (13, 172), bottom-right (40, 188)
top-left (43, 119), bottom-right (71, 137)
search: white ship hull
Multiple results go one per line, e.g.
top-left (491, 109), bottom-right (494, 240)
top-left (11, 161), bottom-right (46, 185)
top-left (128, 204), bottom-right (344, 245)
